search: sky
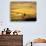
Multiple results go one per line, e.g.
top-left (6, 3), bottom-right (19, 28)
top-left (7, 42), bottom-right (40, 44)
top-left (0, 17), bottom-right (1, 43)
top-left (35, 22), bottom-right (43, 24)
top-left (0, 0), bottom-right (46, 46)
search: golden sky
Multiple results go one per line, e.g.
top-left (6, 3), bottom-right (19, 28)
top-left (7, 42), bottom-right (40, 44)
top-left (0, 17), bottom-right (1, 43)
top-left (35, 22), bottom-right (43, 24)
top-left (11, 2), bottom-right (36, 15)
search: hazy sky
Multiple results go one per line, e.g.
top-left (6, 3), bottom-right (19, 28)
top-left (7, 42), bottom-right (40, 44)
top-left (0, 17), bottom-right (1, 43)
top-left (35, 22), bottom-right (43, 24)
top-left (0, 0), bottom-right (46, 46)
